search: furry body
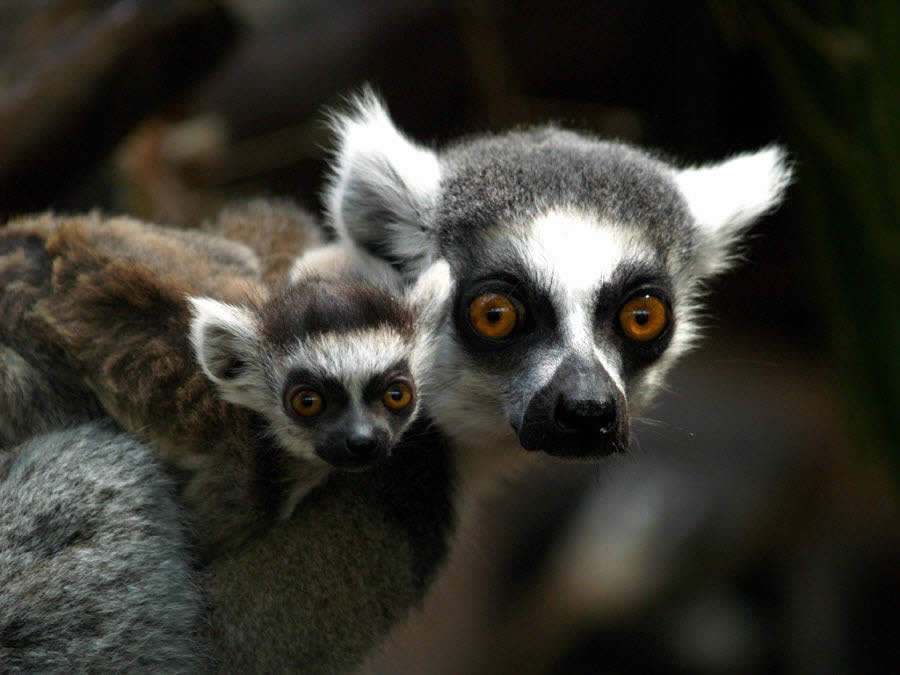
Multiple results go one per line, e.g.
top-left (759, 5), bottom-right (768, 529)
top-left (203, 197), bottom-right (326, 286)
top-left (1, 215), bottom-right (281, 556)
top-left (0, 224), bottom-right (106, 447)
top-left (0, 211), bottom-right (436, 556)
top-left (0, 423), bottom-right (205, 671)
top-left (0, 209), bottom-right (454, 672)
top-left (204, 417), bottom-right (454, 673)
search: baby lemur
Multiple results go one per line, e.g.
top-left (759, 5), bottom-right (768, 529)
top-left (1, 213), bottom-right (442, 556)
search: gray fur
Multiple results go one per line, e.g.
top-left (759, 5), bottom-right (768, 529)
top-left (0, 424), bottom-right (206, 672)
top-left (435, 127), bottom-right (694, 257)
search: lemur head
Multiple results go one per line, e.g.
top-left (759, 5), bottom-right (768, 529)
top-left (325, 92), bottom-right (793, 459)
top-left (188, 267), bottom-right (448, 471)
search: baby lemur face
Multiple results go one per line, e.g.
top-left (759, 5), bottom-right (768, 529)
top-left (189, 273), bottom-right (446, 470)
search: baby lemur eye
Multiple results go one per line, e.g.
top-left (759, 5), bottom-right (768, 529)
top-left (469, 293), bottom-right (519, 339)
top-left (383, 382), bottom-right (413, 411)
top-left (619, 295), bottom-right (668, 342)
top-left (290, 389), bottom-right (324, 417)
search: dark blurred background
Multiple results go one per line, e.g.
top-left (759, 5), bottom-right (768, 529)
top-left (2, 1), bottom-right (898, 671)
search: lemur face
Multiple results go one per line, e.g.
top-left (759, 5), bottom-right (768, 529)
top-left (434, 209), bottom-right (678, 457)
top-left (325, 92), bottom-right (792, 459)
top-left (189, 272), bottom-right (447, 470)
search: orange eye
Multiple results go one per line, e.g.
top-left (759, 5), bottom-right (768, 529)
top-left (383, 382), bottom-right (413, 411)
top-left (291, 390), bottom-right (324, 417)
top-left (619, 295), bottom-right (668, 341)
top-left (469, 293), bottom-right (518, 339)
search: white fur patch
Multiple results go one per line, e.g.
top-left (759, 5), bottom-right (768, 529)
top-left (513, 207), bottom-right (651, 391)
top-left (325, 89), bottom-right (441, 274)
top-left (288, 241), bottom-right (402, 293)
top-left (282, 325), bottom-right (414, 400)
top-left (187, 296), bottom-right (261, 392)
top-left (674, 146), bottom-right (792, 275)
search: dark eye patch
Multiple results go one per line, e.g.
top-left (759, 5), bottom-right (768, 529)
top-left (282, 369), bottom-right (349, 423)
top-left (452, 270), bottom-right (559, 373)
top-left (362, 359), bottom-right (413, 403)
top-left (589, 265), bottom-right (676, 375)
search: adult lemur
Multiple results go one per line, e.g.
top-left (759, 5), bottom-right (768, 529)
top-left (0, 95), bottom-right (791, 671)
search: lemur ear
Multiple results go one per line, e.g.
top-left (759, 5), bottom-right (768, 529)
top-left (674, 146), bottom-right (793, 276)
top-left (324, 88), bottom-right (441, 278)
top-left (188, 297), bottom-right (260, 401)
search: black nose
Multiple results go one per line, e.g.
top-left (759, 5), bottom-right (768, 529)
top-left (517, 355), bottom-right (628, 458)
top-left (554, 394), bottom-right (617, 435)
top-left (344, 433), bottom-right (380, 461)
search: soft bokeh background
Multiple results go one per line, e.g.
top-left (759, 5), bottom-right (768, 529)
top-left (2, 1), bottom-right (897, 671)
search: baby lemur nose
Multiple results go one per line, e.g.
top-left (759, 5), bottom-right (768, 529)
top-left (553, 394), bottom-right (617, 435)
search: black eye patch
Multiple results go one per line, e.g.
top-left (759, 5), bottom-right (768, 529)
top-left (362, 359), bottom-right (413, 404)
top-left (281, 370), bottom-right (349, 423)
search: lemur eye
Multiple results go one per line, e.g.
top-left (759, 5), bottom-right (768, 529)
top-left (469, 293), bottom-right (518, 339)
top-left (383, 382), bottom-right (413, 411)
top-left (619, 295), bottom-right (668, 342)
top-left (291, 389), bottom-right (324, 417)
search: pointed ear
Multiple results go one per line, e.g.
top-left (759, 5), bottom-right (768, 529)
top-left (188, 297), bottom-right (260, 401)
top-left (324, 88), bottom-right (441, 277)
top-left (674, 146), bottom-right (793, 276)
top-left (406, 260), bottom-right (454, 330)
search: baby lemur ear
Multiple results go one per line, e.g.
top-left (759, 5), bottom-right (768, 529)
top-left (324, 87), bottom-right (441, 278)
top-left (674, 146), bottom-right (794, 276)
top-left (406, 260), bottom-right (454, 331)
top-left (188, 297), bottom-right (260, 400)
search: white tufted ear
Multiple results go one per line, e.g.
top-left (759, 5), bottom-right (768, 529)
top-left (188, 296), bottom-right (261, 404)
top-left (324, 88), bottom-right (441, 277)
top-left (674, 146), bottom-right (793, 276)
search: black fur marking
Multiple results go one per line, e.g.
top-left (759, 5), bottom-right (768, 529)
top-left (370, 416), bottom-right (456, 592)
top-left (452, 273), bottom-right (559, 374)
top-left (281, 372), bottom-right (349, 425)
top-left (0, 619), bottom-right (36, 650)
top-left (361, 359), bottom-right (413, 405)
top-left (222, 357), bottom-right (246, 380)
top-left (248, 412), bottom-right (292, 519)
top-left (590, 263), bottom-right (673, 314)
top-left (261, 280), bottom-right (413, 347)
top-left (519, 355), bottom-right (628, 457)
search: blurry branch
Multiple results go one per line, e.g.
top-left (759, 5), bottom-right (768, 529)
top-left (707, 1), bottom-right (900, 480)
top-left (0, 0), bottom-right (239, 220)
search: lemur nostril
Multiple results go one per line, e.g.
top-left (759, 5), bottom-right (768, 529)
top-left (344, 435), bottom-right (379, 459)
top-left (554, 395), bottom-right (616, 433)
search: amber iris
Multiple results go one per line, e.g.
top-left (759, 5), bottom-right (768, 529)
top-left (383, 382), bottom-right (413, 410)
top-left (291, 390), bottom-right (324, 416)
top-left (469, 293), bottom-right (518, 339)
top-left (619, 295), bottom-right (668, 341)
